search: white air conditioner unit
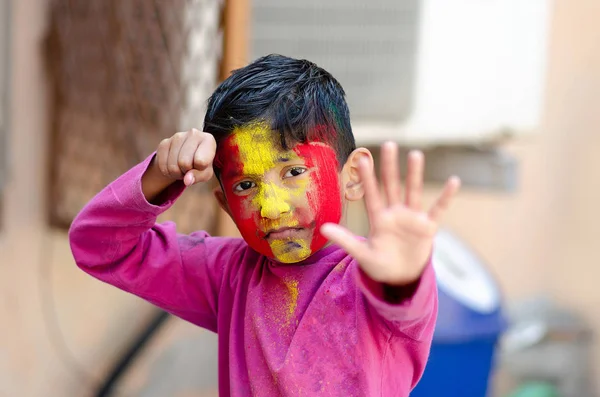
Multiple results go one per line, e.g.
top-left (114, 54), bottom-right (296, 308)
top-left (250, 0), bottom-right (552, 147)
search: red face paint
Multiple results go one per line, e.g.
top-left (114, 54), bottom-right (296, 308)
top-left (293, 143), bottom-right (342, 255)
top-left (217, 124), bottom-right (342, 263)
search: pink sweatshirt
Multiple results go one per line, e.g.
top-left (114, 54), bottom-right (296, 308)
top-left (69, 155), bottom-right (437, 396)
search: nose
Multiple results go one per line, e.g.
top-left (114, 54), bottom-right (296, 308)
top-left (258, 183), bottom-right (291, 219)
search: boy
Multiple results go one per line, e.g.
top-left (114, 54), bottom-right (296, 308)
top-left (69, 54), bottom-right (460, 396)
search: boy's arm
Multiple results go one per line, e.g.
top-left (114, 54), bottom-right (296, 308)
top-left (353, 261), bottom-right (437, 391)
top-left (69, 130), bottom-right (230, 331)
top-left (354, 260), bottom-right (437, 340)
top-left (321, 142), bottom-right (459, 338)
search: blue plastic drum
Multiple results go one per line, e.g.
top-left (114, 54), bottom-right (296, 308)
top-left (411, 229), bottom-right (506, 397)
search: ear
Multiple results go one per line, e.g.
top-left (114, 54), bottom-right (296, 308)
top-left (213, 186), bottom-right (233, 217)
top-left (341, 147), bottom-right (374, 201)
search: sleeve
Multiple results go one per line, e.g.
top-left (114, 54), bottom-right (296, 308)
top-left (355, 261), bottom-right (438, 341)
top-left (68, 154), bottom-right (241, 332)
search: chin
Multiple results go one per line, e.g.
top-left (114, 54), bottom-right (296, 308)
top-left (270, 240), bottom-right (312, 264)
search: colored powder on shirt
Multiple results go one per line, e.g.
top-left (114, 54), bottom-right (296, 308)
top-left (284, 278), bottom-right (299, 320)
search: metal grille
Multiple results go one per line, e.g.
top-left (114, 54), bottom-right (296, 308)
top-left (250, 0), bottom-right (421, 122)
top-left (45, 0), bottom-right (222, 233)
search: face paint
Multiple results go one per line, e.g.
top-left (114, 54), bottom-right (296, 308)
top-left (218, 122), bottom-right (342, 263)
top-left (293, 143), bottom-right (342, 256)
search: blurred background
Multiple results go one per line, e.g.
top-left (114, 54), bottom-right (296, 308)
top-left (1, 0), bottom-right (599, 396)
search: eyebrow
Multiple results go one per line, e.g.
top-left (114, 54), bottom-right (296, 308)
top-left (223, 168), bottom-right (243, 179)
top-left (223, 168), bottom-right (264, 179)
top-left (222, 156), bottom-right (295, 179)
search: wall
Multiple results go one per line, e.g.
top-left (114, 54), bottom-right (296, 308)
top-left (422, 0), bottom-right (600, 391)
top-left (1, 1), bottom-right (161, 395)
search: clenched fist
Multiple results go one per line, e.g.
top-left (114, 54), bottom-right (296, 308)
top-left (142, 129), bottom-right (216, 202)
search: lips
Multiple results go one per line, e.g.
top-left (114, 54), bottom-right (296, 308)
top-left (264, 227), bottom-right (304, 240)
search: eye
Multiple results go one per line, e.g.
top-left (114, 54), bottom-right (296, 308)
top-left (283, 167), bottom-right (307, 178)
top-left (234, 180), bottom-right (256, 192)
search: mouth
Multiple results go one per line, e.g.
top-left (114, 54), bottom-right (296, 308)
top-left (264, 227), bottom-right (304, 240)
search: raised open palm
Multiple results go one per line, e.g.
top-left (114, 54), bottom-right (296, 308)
top-left (321, 142), bottom-right (461, 286)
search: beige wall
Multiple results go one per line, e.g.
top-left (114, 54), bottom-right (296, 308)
top-left (440, 0), bottom-right (600, 305)
top-left (2, 0), bottom-right (600, 396)
top-left (429, 0), bottom-right (600, 391)
top-left (1, 1), bottom-right (160, 395)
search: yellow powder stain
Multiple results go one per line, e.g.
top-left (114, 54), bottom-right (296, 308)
top-left (260, 217), bottom-right (300, 232)
top-left (270, 239), bottom-right (311, 263)
top-left (255, 181), bottom-right (292, 219)
top-left (232, 123), bottom-right (312, 263)
top-left (283, 278), bottom-right (300, 320)
top-left (231, 121), bottom-right (279, 175)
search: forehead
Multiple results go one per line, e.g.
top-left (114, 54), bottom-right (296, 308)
top-left (228, 122), bottom-right (293, 159)
top-left (218, 123), bottom-right (295, 177)
top-left (217, 122), bottom-right (339, 179)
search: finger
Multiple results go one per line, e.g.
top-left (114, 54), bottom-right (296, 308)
top-left (380, 141), bottom-right (402, 206)
top-left (428, 176), bottom-right (461, 222)
top-left (193, 133), bottom-right (217, 171)
top-left (178, 129), bottom-right (203, 174)
top-left (320, 223), bottom-right (369, 263)
top-left (167, 132), bottom-right (187, 179)
top-left (156, 138), bottom-right (171, 177)
top-left (184, 168), bottom-right (214, 186)
top-left (358, 157), bottom-right (384, 223)
top-left (405, 150), bottom-right (424, 210)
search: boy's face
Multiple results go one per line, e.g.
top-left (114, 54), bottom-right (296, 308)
top-left (216, 123), bottom-right (342, 263)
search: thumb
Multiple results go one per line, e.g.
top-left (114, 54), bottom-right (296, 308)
top-left (184, 168), bottom-right (214, 186)
top-left (320, 223), bottom-right (368, 262)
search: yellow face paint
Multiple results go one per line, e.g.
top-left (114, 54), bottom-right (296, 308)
top-left (230, 121), bottom-right (280, 177)
top-left (228, 122), bottom-right (313, 263)
top-left (218, 121), bottom-right (343, 263)
top-left (269, 238), bottom-right (311, 264)
top-left (254, 181), bottom-right (291, 219)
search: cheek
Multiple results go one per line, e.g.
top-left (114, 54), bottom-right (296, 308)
top-left (307, 169), bottom-right (342, 250)
top-left (308, 169), bottom-right (341, 220)
top-left (225, 192), bottom-right (274, 255)
top-left (296, 146), bottom-right (342, 220)
top-left (309, 166), bottom-right (342, 251)
top-left (224, 192), bottom-right (257, 230)
top-left (294, 145), bottom-right (342, 249)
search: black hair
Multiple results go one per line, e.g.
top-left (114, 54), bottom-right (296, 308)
top-left (203, 54), bottom-right (356, 172)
